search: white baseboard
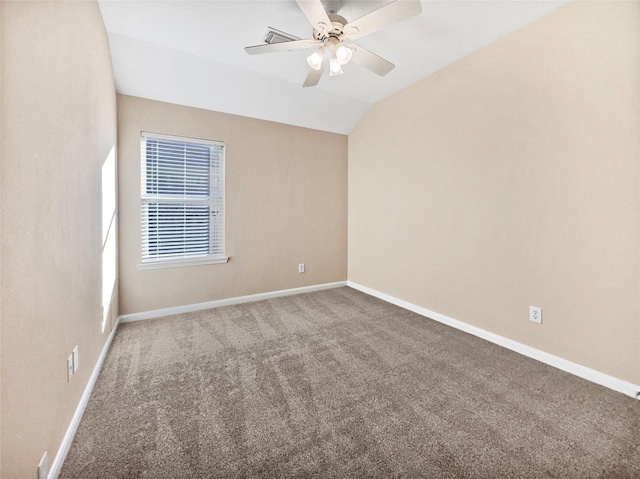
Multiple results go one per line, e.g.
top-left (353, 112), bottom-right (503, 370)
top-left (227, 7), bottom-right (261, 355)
top-left (49, 316), bottom-right (122, 479)
top-left (347, 281), bottom-right (640, 400)
top-left (119, 281), bottom-right (348, 323)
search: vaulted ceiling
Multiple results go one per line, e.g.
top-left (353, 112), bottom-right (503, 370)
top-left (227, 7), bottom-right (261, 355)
top-left (98, 0), bottom-right (567, 134)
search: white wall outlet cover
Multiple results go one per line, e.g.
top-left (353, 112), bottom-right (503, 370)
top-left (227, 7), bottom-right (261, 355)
top-left (72, 345), bottom-right (79, 374)
top-left (529, 306), bottom-right (542, 324)
top-left (298, 263), bottom-right (305, 273)
top-left (38, 451), bottom-right (49, 479)
top-left (67, 355), bottom-right (74, 381)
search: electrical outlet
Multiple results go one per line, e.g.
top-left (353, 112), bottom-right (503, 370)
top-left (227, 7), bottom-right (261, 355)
top-left (72, 345), bottom-right (79, 374)
top-left (298, 263), bottom-right (305, 274)
top-left (38, 451), bottom-right (49, 479)
top-left (529, 306), bottom-right (542, 324)
top-left (67, 354), bottom-right (74, 381)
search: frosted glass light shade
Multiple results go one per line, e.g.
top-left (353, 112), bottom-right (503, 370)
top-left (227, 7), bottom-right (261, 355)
top-left (329, 58), bottom-right (343, 76)
top-left (335, 45), bottom-right (353, 65)
top-left (306, 50), bottom-right (323, 70)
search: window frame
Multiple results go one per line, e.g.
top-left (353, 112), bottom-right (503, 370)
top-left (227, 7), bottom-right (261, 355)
top-left (138, 131), bottom-right (228, 270)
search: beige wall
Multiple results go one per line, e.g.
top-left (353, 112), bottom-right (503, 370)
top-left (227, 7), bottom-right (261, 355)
top-left (349, 1), bottom-right (640, 385)
top-left (0, 1), bottom-right (118, 477)
top-left (118, 95), bottom-right (347, 315)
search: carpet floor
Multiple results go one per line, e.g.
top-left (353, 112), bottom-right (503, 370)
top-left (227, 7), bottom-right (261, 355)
top-left (59, 287), bottom-right (640, 478)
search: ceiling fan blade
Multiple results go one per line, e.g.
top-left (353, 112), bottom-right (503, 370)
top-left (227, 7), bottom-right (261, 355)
top-left (245, 38), bottom-right (320, 55)
top-left (303, 57), bottom-right (327, 87)
top-left (349, 44), bottom-right (395, 76)
top-left (295, 0), bottom-right (332, 33)
top-left (343, 0), bottom-right (422, 40)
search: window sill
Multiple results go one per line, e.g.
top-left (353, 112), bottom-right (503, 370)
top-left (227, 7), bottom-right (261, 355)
top-left (137, 256), bottom-right (229, 270)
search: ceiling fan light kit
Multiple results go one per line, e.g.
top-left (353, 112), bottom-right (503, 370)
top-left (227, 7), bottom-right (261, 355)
top-left (245, 0), bottom-right (422, 87)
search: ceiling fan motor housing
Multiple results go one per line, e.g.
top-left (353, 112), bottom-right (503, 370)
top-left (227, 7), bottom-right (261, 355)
top-left (313, 14), bottom-right (347, 41)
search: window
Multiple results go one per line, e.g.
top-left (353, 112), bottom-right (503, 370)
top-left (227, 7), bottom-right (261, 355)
top-left (139, 132), bottom-right (227, 269)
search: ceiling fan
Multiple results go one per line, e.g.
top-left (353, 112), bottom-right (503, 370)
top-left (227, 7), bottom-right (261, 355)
top-left (244, 0), bottom-right (422, 87)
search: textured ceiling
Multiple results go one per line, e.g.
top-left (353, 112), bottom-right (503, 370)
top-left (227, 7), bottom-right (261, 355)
top-left (98, 0), bottom-right (568, 134)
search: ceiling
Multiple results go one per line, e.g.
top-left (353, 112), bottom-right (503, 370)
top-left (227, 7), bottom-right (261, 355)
top-left (98, 0), bottom-right (568, 135)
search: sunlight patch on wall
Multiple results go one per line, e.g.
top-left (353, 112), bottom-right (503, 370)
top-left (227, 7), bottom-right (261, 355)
top-left (102, 145), bottom-right (117, 332)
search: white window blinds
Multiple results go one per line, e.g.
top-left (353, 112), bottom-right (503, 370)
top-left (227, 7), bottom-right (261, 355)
top-left (141, 132), bottom-right (225, 265)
